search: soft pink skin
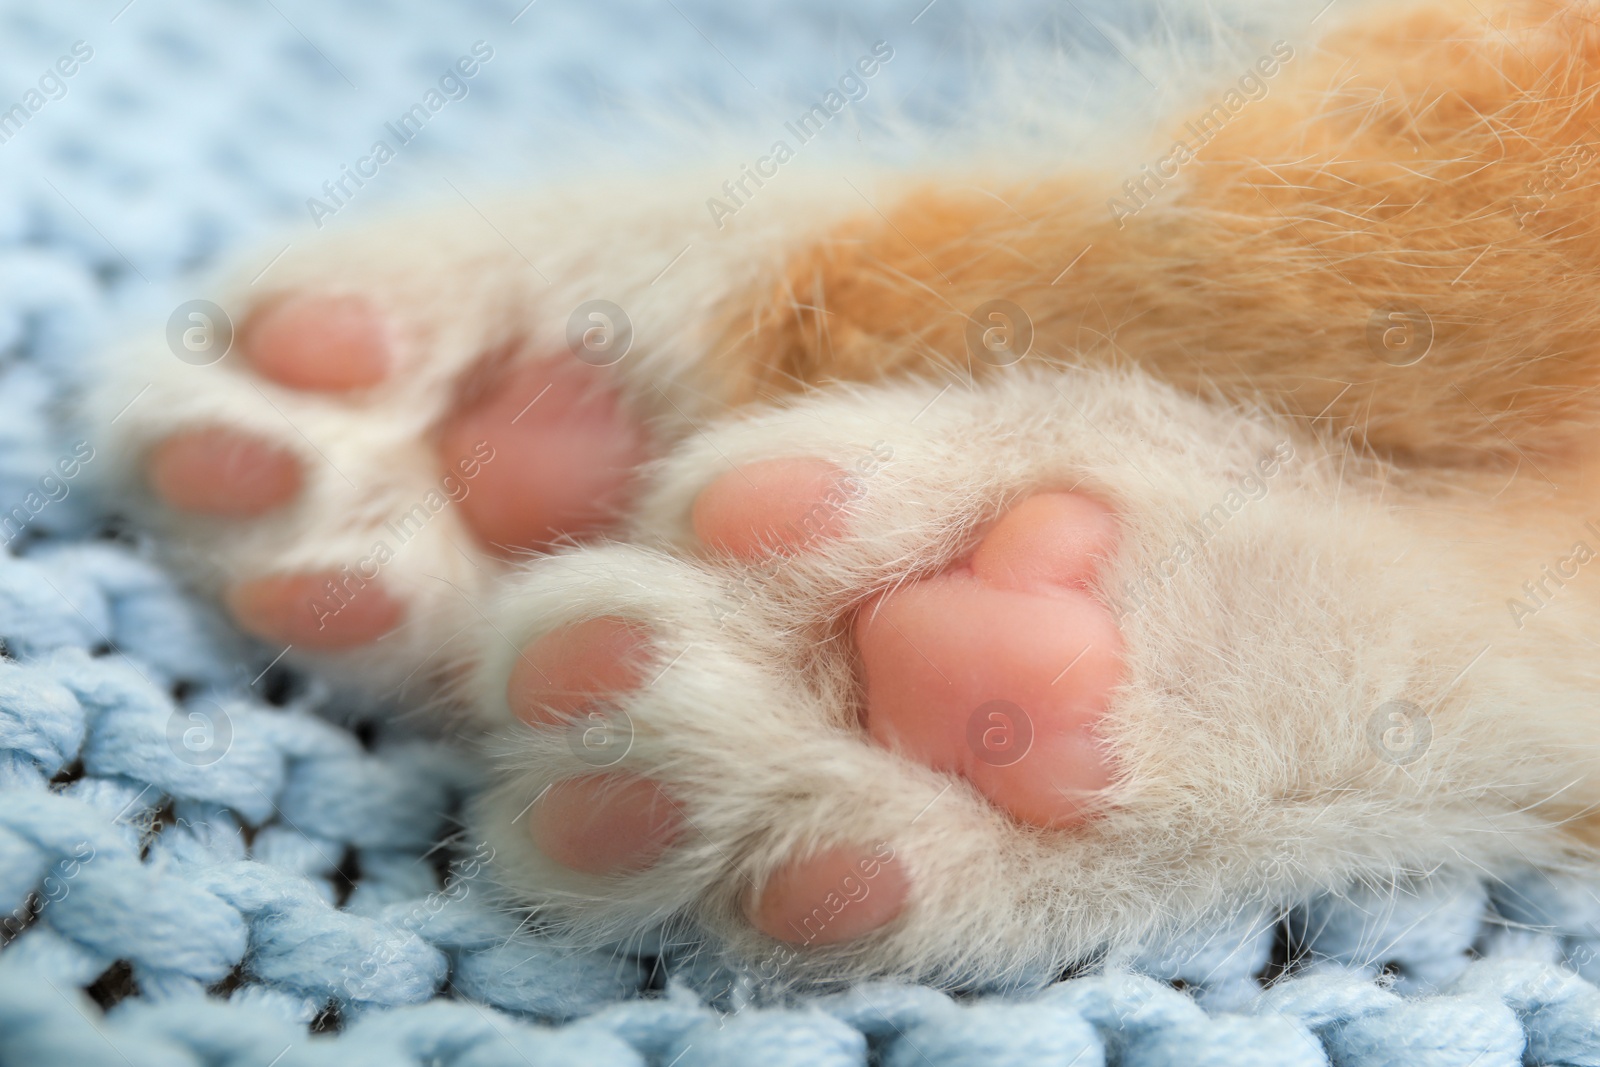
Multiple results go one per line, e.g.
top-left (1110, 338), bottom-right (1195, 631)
top-left (509, 624), bottom-right (681, 877)
top-left (438, 356), bottom-right (648, 555)
top-left (146, 428), bottom-right (302, 517)
top-left (226, 572), bottom-right (406, 650)
top-left (747, 845), bottom-right (910, 946)
top-left (508, 616), bottom-right (653, 725)
top-left (243, 294), bottom-right (390, 391)
top-left (691, 457), bottom-right (851, 559)
top-left (144, 298), bottom-right (649, 641)
top-left (856, 492), bottom-right (1124, 829)
top-left (518, 466), bottom-right (1128, 947)
top-left (528, 773), bottom-right (683, 876)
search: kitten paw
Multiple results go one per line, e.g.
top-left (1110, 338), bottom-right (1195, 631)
top-left (470, 369), bottom-right (1573, 982)
top-left (144, 291), bottom-right (642, 655)
top-left (85, 201), bottom-right (709, 690)
top-left (88, 178), bottom-right (862, 691)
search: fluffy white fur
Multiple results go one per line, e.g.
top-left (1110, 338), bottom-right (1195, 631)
top-left (468, 368), bottom-right (1598, 985)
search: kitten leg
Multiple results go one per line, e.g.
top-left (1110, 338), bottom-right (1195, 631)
top-left (715, 0), bottom-right (1600, 467)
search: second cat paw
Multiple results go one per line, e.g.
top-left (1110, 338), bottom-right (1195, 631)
top-left (469, 369), bottom-right (1554, 982)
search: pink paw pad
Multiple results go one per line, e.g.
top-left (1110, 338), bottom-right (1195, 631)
top-left (858, 492), bottom-right (1124, 829)
top-left (226, 572), bottom-right (405, 650)
top-left (528, 773), bottom-right (683, 877)
top-left (437, 357), bottom-right (648, 555)
top-left (145, 428), bottom-right (302, 517)
top-left (242, 294), bottom-right (390, 392)
top-left (746, 843), bottom-right (909, 946)
top-left (693, 457), bottom-right (853, 559)
top-left (512, 619), bottom-right (685, 877)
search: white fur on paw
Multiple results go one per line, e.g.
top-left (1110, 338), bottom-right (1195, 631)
top-left (80, 178), bottom-right (858, 695)
top-left (470, 366), bottom-right (1589, 984)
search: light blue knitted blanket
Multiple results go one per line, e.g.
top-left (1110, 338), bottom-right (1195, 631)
top-left (2, 1), bottom-right (1599, 1063)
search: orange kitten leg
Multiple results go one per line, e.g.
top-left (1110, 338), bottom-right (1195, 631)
top-left (723, 0), bottom-right (1600, 468)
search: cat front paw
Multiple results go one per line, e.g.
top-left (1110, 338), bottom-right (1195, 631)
top-left (84, 196), bottom-right (700, 694)
top-left (469, 368), bottom-right (1565, 982)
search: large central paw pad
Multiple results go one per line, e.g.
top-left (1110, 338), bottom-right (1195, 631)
top-left (505, 459), bottom-right (1126, 946)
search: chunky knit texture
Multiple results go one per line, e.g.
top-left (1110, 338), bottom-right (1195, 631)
top-left (3, 0), bottom-right (1600, 1063)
